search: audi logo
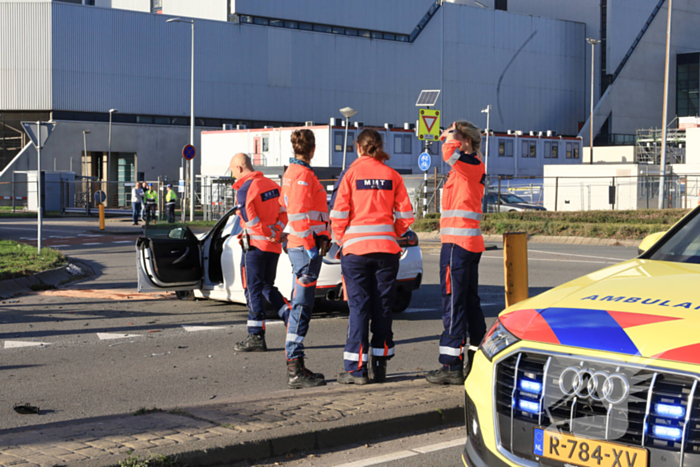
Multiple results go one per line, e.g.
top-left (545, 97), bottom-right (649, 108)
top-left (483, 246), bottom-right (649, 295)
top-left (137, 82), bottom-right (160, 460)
top-left (558, 367), bottom-right (630, 405)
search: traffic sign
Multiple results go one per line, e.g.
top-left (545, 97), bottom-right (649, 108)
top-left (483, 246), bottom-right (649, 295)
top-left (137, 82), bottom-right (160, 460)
top-left (94, 190), bottom-right (107, 204)
top-left (183, 144), bottom-right (196, 160)
top-left (418, 109), bottom-right (440, 141)
top-left (21, 122), bottom-right (55, 149)
top-left (418, 152), bottom-right (431, 172)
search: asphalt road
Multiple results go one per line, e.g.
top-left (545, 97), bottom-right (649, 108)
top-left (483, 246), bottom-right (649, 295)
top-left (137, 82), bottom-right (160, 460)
top-left (0, 217), bottom-right (639, 431)
top-left (236, 426), bottom-right (467, 467)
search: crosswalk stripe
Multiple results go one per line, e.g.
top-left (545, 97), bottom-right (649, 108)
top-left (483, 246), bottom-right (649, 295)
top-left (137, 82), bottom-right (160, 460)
top-left (97, 333), bottom-right (142, 340)
top-left (4, 341), bottom-right (51, 349)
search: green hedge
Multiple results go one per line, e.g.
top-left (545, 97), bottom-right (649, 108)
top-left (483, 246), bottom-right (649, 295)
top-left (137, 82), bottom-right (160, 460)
top-left (412, 209), bottom-right (690, 240)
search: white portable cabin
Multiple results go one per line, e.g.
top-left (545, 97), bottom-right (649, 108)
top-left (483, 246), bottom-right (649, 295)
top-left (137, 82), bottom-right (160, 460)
top-left (200, 122), bottom-right (435, 179)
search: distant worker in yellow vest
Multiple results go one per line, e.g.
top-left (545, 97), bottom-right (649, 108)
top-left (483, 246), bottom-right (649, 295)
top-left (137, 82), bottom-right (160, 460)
top-left (165, 184), bottom-right (178, 223)
top-left (144, 183), bottom-right (158, 226)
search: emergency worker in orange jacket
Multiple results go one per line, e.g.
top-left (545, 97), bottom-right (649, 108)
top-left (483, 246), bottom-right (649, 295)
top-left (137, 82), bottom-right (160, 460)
top-left (229, 153), bottom-right (290, 353)
top-left (330, 129), bottom-right (414, 384)
top-left (426, 121), bottom-right (487, 386)
top-left (280, 129), bottom-right (329, 389)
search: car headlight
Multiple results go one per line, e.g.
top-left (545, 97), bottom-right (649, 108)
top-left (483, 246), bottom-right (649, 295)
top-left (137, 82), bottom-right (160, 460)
top-left (480, 319), bottom-right (519, 361)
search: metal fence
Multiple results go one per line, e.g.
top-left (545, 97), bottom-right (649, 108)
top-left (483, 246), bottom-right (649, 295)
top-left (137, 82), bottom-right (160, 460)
top-left (3, 172), bottom-right (699, 218)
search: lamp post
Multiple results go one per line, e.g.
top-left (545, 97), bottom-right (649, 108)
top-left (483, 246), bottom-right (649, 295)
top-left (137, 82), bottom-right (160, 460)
top-left (83, 130), bottom-right (91, 213)
top-left (167, 17), bottom-right (195, 222)
top-left (481, 105), bottom-right (491, 213)
top-left (340, 107), bottom-right (357, 170)
top-left (586, 38), bottom-right (600, 164)
top-left (108, 109), bottom-right (118, 205)
top-left (658, 0), bottom-right (673, 209)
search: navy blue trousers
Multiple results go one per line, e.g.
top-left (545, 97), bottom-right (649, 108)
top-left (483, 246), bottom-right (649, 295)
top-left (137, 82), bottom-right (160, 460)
top-left (286, 247), bottom-right (323, 360)
top-left (240, 247), bottom-right (289, 335)
top-left (439, 243), bottom-right (485, 367)
top-left (341, 252), bottom-right (400, 376)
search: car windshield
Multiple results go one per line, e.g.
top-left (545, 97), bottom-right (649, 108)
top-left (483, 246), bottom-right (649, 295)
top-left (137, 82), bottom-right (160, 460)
top-left (649, 210), bottom-right (700, 264)
top-left (500, 194), bottom-right (526, 204)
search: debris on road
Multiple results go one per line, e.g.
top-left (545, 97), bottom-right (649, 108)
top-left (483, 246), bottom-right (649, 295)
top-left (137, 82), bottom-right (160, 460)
top-left (13, 403), bottom-right (40, 415)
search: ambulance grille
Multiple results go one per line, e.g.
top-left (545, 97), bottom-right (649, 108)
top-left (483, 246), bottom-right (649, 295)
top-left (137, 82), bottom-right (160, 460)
top-left (494, 351), bottom-right (700, 464)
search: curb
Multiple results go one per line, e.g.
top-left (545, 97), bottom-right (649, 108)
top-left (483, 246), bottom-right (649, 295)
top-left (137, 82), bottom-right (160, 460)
top-left (68, 405), bottom-right (463, 467)
top-left (0, 259), bottom-right (94, 300)
top-left (416, 232), bottom-right (642, 248)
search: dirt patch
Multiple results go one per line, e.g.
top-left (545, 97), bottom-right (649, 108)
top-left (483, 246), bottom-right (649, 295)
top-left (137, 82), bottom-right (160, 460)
top-left (36, 288), bottom-right (175, 300)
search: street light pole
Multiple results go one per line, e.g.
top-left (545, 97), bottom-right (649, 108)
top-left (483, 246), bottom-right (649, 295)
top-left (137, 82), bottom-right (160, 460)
top-left (658, 0), bottom-right (673, 209)
top-left (108, 109), bottom-right (118, 206)
top-left (339, 107), bottom-right (357, 170)
top-left (586, 38), bottom-right (600, 164)
top-left (168, 17), bottom-right (196, 222)
top-left (83, 130), bottom-right (91, 214)
top-left (481, 105), bottom-right (491, 213)
top-left (37, 121), bottom-right (42, 253)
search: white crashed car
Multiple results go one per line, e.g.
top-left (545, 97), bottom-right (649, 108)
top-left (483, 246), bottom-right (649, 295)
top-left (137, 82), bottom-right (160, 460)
top-left (136, 208), bottom-right (423, 314)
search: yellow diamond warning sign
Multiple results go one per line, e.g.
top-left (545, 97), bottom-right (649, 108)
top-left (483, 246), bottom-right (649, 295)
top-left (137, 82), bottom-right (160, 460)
top-left (418, 109), bottom-right (440, 141)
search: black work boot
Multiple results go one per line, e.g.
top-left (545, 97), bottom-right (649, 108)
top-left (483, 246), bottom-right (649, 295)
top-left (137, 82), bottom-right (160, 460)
top-left (369, 356), bottom-right (388, 383)
top-left (338, 372), bottom-right (370, 385)
top-left (426, 366), bottom-right (465, 385)
top-left (287, 358), bottom-right (326, 389)
top-left (233, 333), bottom-right (267, 352)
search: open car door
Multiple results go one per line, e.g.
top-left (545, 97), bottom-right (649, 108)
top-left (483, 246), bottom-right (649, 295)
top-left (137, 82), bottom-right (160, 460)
top-left (136, 225), bottom-right (203, 292)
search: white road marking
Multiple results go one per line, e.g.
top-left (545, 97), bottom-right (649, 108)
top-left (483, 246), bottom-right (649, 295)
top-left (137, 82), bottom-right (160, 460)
top-left (334, 437), bottom-right (467, 467)
top-left (182, 325), bottom-right (227, 332)
top-left (412, 437), bottom-right (466, 453)
top-left (528, 249), bottom-right (629, 262)
top-left (4, 341), bottom-right (51, 349)
top-left (114, 241), bottom-right (133, 244)
top-left (83, 243), bottom-right (101, 246)
top-left (53, 245), bottom-right (69, 247)
top-left (482, 256), bottom-right (616, 265)
top-left (20, 237), bottom-right (36, 240)
top-left (97, 333), bottom-right (142, 340)
top-left (334, 451), bottom-right (418, 467)
top-left (78, 234), bottom-right (101, 237)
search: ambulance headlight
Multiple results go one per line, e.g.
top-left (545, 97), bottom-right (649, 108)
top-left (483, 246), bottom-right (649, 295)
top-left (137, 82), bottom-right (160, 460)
top-left (480, 319), bottom-right (519, 361)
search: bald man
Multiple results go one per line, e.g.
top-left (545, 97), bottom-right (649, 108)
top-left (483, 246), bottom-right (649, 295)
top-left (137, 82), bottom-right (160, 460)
top-left (230, 153), bottom-right (291, 357)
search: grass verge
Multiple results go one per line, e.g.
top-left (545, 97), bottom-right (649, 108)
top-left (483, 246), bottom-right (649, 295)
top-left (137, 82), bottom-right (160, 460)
top-left (0, 240), bottom-right (66, 281)
top-left (412, 209), bottom-right (690, 240)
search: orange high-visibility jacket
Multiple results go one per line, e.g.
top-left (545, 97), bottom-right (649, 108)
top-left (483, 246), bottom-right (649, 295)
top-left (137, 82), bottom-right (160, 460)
top-left (440, 140), bottom-right (485, 253)
top-left (281, 161), bottom-right (330, 250)
top-left (330, 156), bottom-right (414, 256)
top-left (233, 171), bottom-right (287, 254)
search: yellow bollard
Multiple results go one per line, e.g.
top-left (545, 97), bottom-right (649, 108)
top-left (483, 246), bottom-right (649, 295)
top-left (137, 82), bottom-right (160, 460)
top-left (503, 232), bottom-right (528, 307)
top-left (99, 204), bottom-right (105, 230)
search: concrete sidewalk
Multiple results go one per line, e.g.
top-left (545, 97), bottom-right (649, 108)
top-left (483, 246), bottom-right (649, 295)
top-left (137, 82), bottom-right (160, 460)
top-left (0, 378), bottom-right (464, 467)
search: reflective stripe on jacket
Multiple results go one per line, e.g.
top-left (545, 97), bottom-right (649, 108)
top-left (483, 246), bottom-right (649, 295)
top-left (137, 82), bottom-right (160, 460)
top-left (281, 162), bottom-right (330, 249)
top-left (440, 140), bottom-right (485, 253)
top-left (234, 171), bottom-right (287, 254)
top-left (330, 156), bottom-right (414, 256)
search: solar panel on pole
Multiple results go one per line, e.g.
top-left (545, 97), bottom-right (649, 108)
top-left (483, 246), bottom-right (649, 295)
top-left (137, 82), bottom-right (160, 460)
top-left (416, 90), bottom-right (441, 107)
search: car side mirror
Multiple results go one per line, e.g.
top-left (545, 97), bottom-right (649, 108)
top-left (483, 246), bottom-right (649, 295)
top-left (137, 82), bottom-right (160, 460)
top-left (638, 231), bottom-right (666, 255)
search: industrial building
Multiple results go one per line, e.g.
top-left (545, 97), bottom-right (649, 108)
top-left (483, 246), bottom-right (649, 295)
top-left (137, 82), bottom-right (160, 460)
top-left (1, 0), bottom-right (698, 208)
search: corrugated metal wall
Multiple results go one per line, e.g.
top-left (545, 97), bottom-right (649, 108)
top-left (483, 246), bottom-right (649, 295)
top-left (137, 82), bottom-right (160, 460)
top-left (0, 2), bottom-right (52, 110)
top-left (5, 1), bottom-right (587, 135)
top-left (232, 0), bottom-right (436, 34)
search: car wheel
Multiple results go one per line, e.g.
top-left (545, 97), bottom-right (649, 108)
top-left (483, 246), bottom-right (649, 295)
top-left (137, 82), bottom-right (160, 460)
top-left (175, 290), bottom-right (195, 301)
top-left (264, 305), bottom-right (282, 320)
top-left (393, 289), bottom-right (412, 313)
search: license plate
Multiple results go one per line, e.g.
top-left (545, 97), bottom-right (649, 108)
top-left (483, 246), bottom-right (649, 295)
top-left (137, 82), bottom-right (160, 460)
top-left (533, 428), bottom-right (648, 467)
